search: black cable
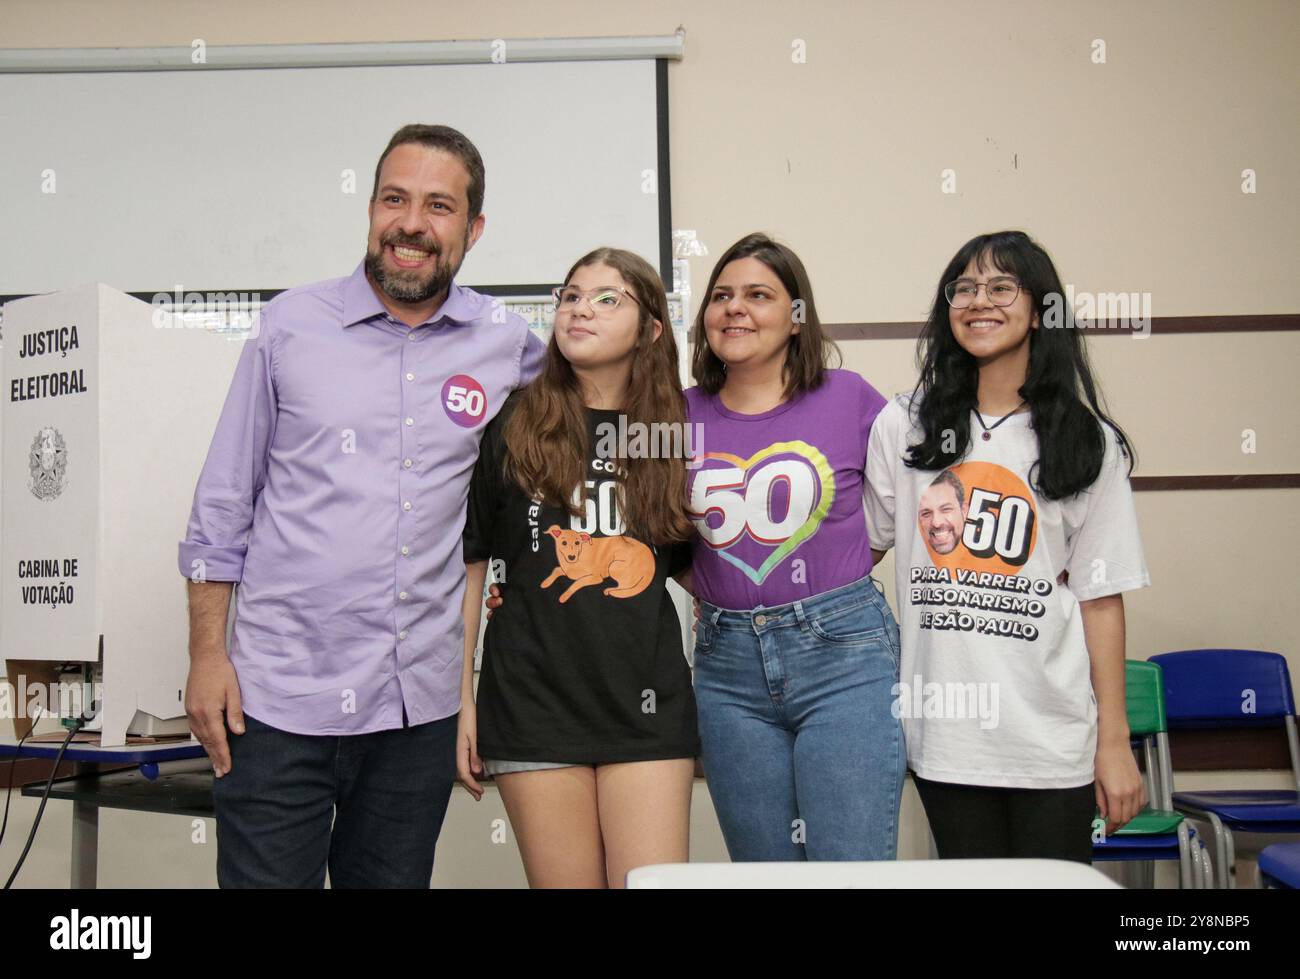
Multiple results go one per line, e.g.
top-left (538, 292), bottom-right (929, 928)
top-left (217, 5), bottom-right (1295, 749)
top-left (3, 716), bottom-right (85, 889)
top-left (0, 725), bottom-right (38, 850)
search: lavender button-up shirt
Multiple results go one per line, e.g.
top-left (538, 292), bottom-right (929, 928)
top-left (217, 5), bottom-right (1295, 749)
top-left (179, 262), bottom-right (545, 735)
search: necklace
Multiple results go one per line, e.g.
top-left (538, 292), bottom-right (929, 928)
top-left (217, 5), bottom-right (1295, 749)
top-left (975, 400), bottom-right (1027, 441)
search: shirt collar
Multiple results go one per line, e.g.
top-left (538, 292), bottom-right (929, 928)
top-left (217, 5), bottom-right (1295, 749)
top-left (341, 261), bottom-right (479, 329)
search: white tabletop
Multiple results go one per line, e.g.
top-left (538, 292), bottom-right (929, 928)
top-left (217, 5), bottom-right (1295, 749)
top-left (0, 734), bottom-right (204, 762)
top-left (626, 859), bottom-right (1121, 889)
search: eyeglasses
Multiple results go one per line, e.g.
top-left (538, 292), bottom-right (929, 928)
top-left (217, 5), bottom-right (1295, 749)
top-left (551, 286), bottom-right (640, 315)
top-left (944, 276), bottom-right (1023, 308)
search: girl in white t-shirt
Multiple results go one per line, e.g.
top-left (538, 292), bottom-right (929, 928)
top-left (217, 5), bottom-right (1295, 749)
top-left (864, 230), bottom-right (1149, 861)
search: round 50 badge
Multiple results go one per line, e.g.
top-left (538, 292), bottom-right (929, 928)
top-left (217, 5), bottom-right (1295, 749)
top-left (441, 374), bottom-right (487, 428)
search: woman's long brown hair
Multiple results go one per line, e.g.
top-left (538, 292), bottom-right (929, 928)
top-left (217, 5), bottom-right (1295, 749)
top-left (502, 247), bottom-right (694, 546)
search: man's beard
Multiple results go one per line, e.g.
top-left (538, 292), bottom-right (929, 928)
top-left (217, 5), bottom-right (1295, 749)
top-left (365, 233), bottom-right (468, 304)
top-left (928, 525), bottom-right (958, 554)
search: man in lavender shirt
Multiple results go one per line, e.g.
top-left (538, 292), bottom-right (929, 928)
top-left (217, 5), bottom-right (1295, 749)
top-left (179, 124), bottom-right (544, 888)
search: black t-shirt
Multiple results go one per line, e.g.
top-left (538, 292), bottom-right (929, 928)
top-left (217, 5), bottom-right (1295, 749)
top-left (462, 392), bottom-right (699, 764)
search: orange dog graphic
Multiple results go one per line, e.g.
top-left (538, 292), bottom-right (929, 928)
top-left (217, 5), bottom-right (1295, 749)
top-left (541, 525), bottom-right (656, 603)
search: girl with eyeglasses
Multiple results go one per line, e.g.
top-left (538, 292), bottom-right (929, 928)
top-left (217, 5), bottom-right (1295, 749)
top-left (864, 230), bottom-right (1149, 861)
top-left (457, 248), bottom-right (699, 887)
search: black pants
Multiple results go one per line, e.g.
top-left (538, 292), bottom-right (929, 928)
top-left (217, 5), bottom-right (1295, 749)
top-left (212, 711), bottom-right (457, 888)
top-left (913, 774), bottom-right (1097, 863)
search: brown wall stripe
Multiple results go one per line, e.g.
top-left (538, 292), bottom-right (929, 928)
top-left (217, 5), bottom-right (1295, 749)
top-left (826, 313), bottom-right (1300, 341)
top-left (1132, 474), bottom-right (1300, 492)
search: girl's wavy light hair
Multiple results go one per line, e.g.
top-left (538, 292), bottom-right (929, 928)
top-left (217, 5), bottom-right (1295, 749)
top-left (503, 248), bottom-right (693, 545)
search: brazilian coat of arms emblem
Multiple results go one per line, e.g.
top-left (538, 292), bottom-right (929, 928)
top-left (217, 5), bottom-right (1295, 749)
top-left (28, 427), bottom-right (68, 501)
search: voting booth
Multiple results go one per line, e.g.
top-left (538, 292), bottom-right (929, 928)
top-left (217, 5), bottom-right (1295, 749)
top-left (2, 284), bottom-right (242, 745)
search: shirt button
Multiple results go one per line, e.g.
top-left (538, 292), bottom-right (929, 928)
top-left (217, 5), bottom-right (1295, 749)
top-left (399, 591), bottom-right (409, 601)
top-left (407, 332), bottom-right (417, 341)
top-left (401, 546), bottom-right (410, 556)
top-left (403, 458), bottom-right (413, 469)
top-left (398, 630), bottom-right (408, 640)
top-left (403, 501), bottom-right (412, 511)
top-left (754, 614), bottom-right (768, 626)
top-left (405, 417), bottom-right (414, 426)
top-left (406, 372), bottom-right (415, 381)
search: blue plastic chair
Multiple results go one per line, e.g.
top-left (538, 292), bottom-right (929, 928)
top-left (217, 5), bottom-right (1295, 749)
top-left (1149, 649), bottom-right (1300, 888)
top-left (1258, 842), bottom-right (1300, 888)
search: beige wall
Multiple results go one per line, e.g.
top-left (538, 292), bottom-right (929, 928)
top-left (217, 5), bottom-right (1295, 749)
top-left (8, 0), bottom-right (1298, 320)
top-left (3, 0), bottom-right (1295, 887)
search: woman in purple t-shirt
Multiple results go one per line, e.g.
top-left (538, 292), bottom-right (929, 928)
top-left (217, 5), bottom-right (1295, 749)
top-left (684, 232), bottom-right (905, 860)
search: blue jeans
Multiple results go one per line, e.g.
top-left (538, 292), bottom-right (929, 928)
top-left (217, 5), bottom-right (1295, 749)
top-left (212, 711), bottom-right (457, 888)
top-left (694, 575), bottom-right (905, 861)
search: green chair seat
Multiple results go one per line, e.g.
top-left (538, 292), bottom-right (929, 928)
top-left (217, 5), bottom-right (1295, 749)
top-left (1114, 808), bottom-right (1185, 836)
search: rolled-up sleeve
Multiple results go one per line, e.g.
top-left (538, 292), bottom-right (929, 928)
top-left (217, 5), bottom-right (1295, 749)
top-left (177, 308), bottom-right (278, 582)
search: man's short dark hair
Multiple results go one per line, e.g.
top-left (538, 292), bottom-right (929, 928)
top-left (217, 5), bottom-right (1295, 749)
top-left (930, 469), bottom-right (965, 506)
top-left (371, 124), bottom-right (485, 220)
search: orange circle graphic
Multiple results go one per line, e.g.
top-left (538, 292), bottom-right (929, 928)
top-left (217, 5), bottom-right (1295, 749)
top-left (917, 462), bottom-right (1039, 577)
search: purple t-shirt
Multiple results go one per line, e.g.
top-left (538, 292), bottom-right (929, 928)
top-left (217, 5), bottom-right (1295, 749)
top-left (686, 368), bottom-right (888, 609)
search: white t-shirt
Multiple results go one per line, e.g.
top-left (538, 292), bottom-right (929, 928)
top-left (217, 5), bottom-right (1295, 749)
top-left (865, 396), bottom-right (1150, 788)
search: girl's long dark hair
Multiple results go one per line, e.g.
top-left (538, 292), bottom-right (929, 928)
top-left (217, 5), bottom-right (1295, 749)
top-left (905, 230), bottom-right (1135, 500)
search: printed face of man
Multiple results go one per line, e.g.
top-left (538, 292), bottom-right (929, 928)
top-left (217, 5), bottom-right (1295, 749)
top-left (919, 480), bottom-right (967, 555)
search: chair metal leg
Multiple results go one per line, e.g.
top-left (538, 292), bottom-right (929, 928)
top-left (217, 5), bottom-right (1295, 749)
top-left (1176, 822), bottom-right (1193, 888)
top-left (1197, 812), bottom-right (1229, 889)
top-left (1223, 825), bottom-right (1237, 889)
top-left (1181, 812), bottom-right (1226, 888)
top-left (1285, 716), bottom-right (1300, 793)
top-left (1156, 732), bottom-right (1176, 809)
top-left (1143, 738), bottom-right (1160, 806)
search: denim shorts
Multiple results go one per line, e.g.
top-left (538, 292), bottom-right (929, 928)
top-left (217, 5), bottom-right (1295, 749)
top-left (481, 758), bottom-right (583, 776)
top-left (693, 574), bottom-right (906, 861)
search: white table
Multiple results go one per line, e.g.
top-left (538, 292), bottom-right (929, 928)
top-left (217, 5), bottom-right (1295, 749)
top-left (626, 859), bottom-right (1121, 888)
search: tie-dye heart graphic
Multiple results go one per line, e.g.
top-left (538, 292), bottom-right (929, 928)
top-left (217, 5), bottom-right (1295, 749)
top-left (690, 440), bottom-right (836, 585)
